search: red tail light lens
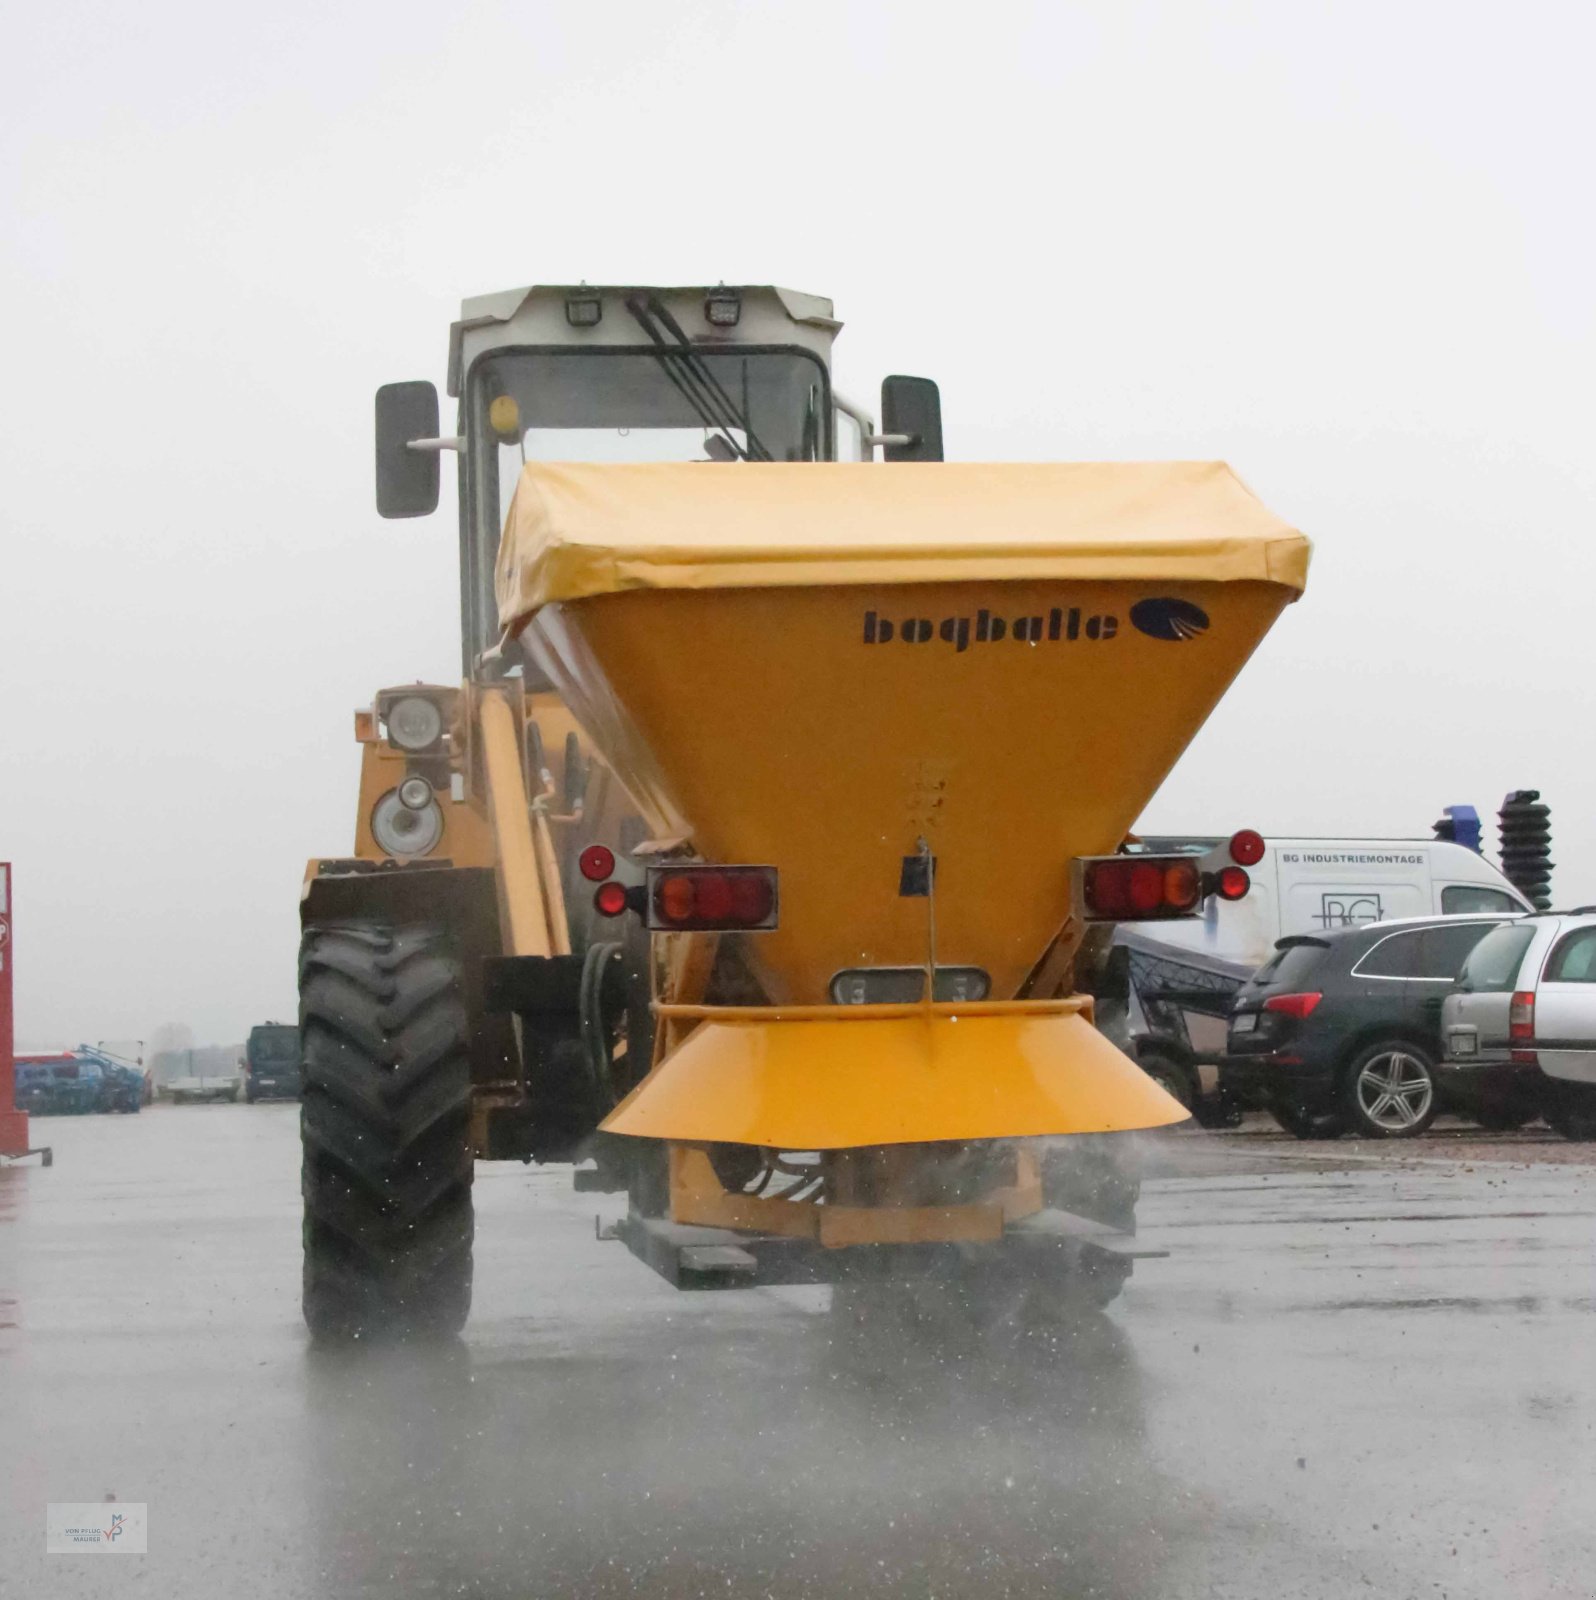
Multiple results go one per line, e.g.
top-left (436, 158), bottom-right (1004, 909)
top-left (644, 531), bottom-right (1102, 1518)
top-left (1509, 991), bottom-right (1535, 1041)
top-left (1083, 856), bottom-right (1202, 920)
top-left (1264, 991), bottom-right (1322, 1018)
top-left (646, 865), bottom-right (778, 931)
top-left (1215, 865), bottom-right (1251, 901)
top-left (594, 881), bottom-right (629, 917)
top-left (1228, 829), bottom-right (1265, 867)
top-left (1163, 861), bottom-right (1202, 912)
top-left (579, 844), bottom-right (616, 882)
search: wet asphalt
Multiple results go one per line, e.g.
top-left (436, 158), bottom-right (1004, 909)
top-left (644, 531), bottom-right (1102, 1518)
top-left (2, 1106), bottom-right (1593, 1599)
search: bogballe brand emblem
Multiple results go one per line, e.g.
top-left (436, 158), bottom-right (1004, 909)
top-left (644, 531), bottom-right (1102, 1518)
top-left (863, 607), bottom-right (1117, 651)
top-left (1128, 597), bottom-right (1210, 641)
top-left (861, 597), bottom-right (1208, 652)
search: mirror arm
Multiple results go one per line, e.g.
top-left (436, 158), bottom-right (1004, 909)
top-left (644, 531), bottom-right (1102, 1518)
top-left (406, 435), bottom-right (465, 453)
top-left (832, 390), bottom-right (877, 460)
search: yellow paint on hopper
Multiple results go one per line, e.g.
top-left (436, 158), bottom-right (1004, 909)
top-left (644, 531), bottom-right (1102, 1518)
top-left (601, 1004), bottom-right (1189, 1147)
top-left (497, 460), bottom-right (1310, 1004)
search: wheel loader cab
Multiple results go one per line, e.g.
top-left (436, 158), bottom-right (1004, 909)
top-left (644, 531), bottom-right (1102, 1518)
top-left (302, 278), bottom-right (1311, 1345)
top-left (447, 285), bottom-right (850, 671)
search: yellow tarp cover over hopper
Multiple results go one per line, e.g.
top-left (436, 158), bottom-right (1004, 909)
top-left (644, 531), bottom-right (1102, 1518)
top-left (497, 460), bottom-right (1308, 625)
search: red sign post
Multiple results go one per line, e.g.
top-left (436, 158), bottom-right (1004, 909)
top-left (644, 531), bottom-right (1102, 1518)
top-left (0, 863), bottom-right (28, 1155)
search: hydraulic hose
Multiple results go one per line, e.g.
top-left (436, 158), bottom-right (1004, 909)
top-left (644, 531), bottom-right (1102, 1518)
top-left (579, 941), bottom-right (623, 1107)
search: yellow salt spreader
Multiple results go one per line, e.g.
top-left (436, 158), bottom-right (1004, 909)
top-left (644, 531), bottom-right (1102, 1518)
top-left (298, 283), bottom-right (1309, 1342)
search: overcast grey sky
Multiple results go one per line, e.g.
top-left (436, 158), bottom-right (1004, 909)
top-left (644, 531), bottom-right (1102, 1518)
top-left (2, 1), bottom-right (1592, 1047)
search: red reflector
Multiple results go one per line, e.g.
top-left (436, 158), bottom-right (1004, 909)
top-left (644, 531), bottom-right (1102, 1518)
top-left (579, 844), bottom-right (616, 882)
top-left (647, 865), bottom-right (779, 931)
top-left (1228, 829), bottom-right (1265, 867)
top-left (594, 881), bottom-right (628, 917)
top-left (1264, 991), bottom-right (1322, 1018)
top-left (1216, 865), bottom-right (1251, 901)
top-left (1509, 991), bottom-right (1535, 1041)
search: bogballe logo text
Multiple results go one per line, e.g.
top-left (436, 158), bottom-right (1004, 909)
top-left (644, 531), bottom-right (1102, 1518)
top-left (861, 597), bottom-right (1211, 652)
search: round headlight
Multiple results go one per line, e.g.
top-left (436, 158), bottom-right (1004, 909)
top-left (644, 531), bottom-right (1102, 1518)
top-left (371, 788), bottom-right (443, 857)
top-left (387, 695), bottom-right (444, 752)
top-left (397, 775), bottom-right (433, 811)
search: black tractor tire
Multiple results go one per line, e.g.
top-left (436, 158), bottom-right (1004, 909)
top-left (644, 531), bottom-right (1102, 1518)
top-left (299, 922), bottom-right (474, 1343)
top-left (1136, 1048), bottom-right (1195, 1117)
top-left (1545, 1087), bottom-right (1596, 1142)
top-left (1341, 1039), bottom-right (1439, 1139)
top-left (1269, 1102), bottom-right (1346, 1141)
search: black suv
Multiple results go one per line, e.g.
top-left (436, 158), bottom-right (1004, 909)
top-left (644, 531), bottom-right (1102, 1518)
top-left (1222, 915), bottom-right (1519, 1139)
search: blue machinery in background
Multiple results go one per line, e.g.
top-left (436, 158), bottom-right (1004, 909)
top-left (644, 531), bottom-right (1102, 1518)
top-left (1432, 804), bottom-right (1482, 853)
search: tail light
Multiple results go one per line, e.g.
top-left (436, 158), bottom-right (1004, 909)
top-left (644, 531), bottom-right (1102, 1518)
top-left (645, 865), bottom-right (778, 932)
top-left (594, 881), bottom-right (630, 917)
top-left (1082, 856), bottom-right (1202, 920)
top-left (1264, 992), bottom-right (1322, 1018)
top-left (1510, 990), bottom-right (1537, 1063)
top-left (1213, 865), bottom-right (1251, 901)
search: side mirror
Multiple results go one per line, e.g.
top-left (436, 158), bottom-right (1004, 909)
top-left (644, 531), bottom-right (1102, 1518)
top-left (375, 380), bottom-right (441, 518)
top-left (880, 375), bottom-right (944, 462)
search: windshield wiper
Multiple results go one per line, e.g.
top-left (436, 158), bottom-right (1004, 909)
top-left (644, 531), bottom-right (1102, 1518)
top-left (624, 293), bottom-right (773, 462)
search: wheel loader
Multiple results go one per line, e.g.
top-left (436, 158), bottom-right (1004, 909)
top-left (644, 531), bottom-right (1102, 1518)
top-left (298, 282), bottom-right (1310, 1341)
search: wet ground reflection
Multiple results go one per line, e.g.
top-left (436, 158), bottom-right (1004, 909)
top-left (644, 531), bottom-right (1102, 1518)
top-left (304, 1300), bottom-right (1182, 1599)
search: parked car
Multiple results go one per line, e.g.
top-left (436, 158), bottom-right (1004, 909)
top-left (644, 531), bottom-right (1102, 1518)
top-left (13, 1055), bottom-right (106, 1116)
top-left (1441, 911), bottom-right (1596, 1140)
top-left (1222, 914), bottom-right (1521, 1139)
top-left (242, 1023), bottom-right (301, 1102)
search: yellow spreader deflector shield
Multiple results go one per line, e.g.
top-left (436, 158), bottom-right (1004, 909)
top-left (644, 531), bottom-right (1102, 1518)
top-left (602, 1001), bottom-right (1189, 1148)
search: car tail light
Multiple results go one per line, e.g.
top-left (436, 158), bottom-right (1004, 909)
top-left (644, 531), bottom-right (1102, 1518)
top-left (579, 844), bottom-right (616, 882)
top-left (1509, 990), bottom-right (1537, 1062)
top-left (1082, 856), bottom-right (1202, 920)
top-left (645, 865), bottom-right (778, 931)
top-left (1264, 992), bottom-right (1322, 1019)
top-left (1228, 829), bottom-right (1266, 867)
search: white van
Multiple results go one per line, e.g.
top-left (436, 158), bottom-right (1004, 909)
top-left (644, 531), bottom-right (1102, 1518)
top-left (1131, 836), bottom-right (1531, 973)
